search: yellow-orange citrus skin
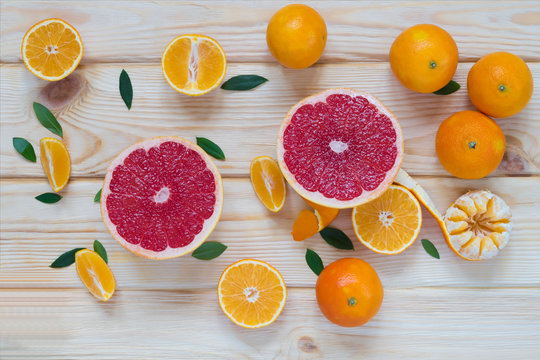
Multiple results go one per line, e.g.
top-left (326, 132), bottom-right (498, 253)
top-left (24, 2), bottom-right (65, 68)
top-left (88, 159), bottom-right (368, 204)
top-left (75, 249), bottom-right (115, 302)
top-left (436, 110), bottom-right (505, 179)
top-left (390, 24), bottom-right (458, 93)
top-left (40, 137), bottom-right (71, 192)
top-left (266, 4), bottom-right (327, 69)
top-left (467, 52), bottom-right (533, 118)
top-left (316, 258), bottom-right (383, 327)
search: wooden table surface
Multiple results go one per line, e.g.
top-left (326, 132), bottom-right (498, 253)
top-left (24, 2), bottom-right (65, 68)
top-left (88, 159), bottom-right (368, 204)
top-left (1, 1), bottom-right (539, 359)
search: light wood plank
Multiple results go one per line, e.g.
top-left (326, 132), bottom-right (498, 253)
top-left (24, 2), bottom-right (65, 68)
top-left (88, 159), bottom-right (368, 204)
top-left (1, 62), bottom-right (539, 177)
top-left (2, 1), bottom-right (539, 63)
top-left (1, 177), bottom-right (539, 290)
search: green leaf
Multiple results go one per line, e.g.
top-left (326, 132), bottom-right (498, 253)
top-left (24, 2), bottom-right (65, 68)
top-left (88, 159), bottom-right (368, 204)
top-left (433, 80), bottom-right (461, 95)
top-left (13, 137), bottom-right (36, 162)
top-left (319, 227), bottom-right (354, 250)
top-left (119, 69), bottom-right (133, 109)
top-left (305, 248), bottom-right (324, 276)
top-left (93, 240), bottom-right (108, 264)
top-left (50, 248), bottom-right (85, 268)
top-left (192, 241), bottom-right (227, 260)
top-left (221, 75), bottom-right (268, 91)
top-left (33, 102), bottom-right (63, 137)
top-left (35, 192), bottom-right (62, 204)
top-left (196, 137), bottom-right (225, 160)
top-left (94, 188), bottom-right (102, 203)
top-left (421, 239), bottom-right (440, 259)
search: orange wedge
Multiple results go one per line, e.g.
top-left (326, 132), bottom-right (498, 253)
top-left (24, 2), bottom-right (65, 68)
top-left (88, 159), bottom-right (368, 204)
top-left (292, 199), bottom-right (339, 241)
top-left (75, 249), bottom-right (115, 301)
top-left (161, 34), bottom-right (227, 96)
top-left (40, 137), bottom-right (71, 192)
top-left (218, 259), bottom-right (287, 329)
top-left (250, 156), bottom-right (286, 212)
top-left (21, 19), bottom-right (83, 81)
top-left (352, 184), bottom-right (422, 254)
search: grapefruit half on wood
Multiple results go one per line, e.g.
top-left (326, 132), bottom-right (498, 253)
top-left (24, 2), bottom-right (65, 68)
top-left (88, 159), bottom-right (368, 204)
top-left (277, 88), bottom-right (403, 208)
top-left (101, 137), bottom-right (223, 259)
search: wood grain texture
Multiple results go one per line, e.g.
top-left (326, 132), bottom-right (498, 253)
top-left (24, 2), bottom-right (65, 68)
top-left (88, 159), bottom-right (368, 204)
top-left (1, 1), bottom-right (540, 63)
top-left (1, 62), bottom-right (539, 177)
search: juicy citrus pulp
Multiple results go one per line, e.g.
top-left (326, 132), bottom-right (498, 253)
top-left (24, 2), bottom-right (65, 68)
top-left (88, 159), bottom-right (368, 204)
top-left (75, 249), bottom-right (115, 301)
top-left (291, 199), bottom-right (339, 241)
top-left (352, 184), bottom-right (422, 254)
top-left (250, 156), bottom-right (286, 212)
top-left (22, 18), bottom-right (83, 81)
top-left (218, 259), bottom-right (287, 329)
top-left (162, 34), bottom-right (226, 95)
top-left (40, 137), bottom-right (71, 192)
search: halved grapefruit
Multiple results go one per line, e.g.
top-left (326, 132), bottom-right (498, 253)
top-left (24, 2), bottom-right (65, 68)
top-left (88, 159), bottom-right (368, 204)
top-left (101, 137), bottom-right (223, 259)
top-left (277, 88), bottom-right (403, 208)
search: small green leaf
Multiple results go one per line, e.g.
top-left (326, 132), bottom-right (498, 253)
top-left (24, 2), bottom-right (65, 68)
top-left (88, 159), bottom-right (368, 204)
top-left (35, 192), bottom-right (62, 203)
top-left (196, 137), bottom-right (225, 160)
top-left (319, 227), bottom-right (354, 250)
top-left (93, 240), bottom-right (108, 264)
top-left (33, 102), bottom-right (63, 137)
top-left (421, 239), bottom-right (440, 259)
top-left (433, 80), bottom-right (461, 95)
top-left (94, 188), bottom-right (102, 203)
top-left (305, 248), bottom-right (324, 276)
top-left (50, 248), bottom-right (85, 268)
top-left (119, 69), bottom-right (133, 109)
top-left (221, 75), bottom-right (268, 91)
top-left (192, 241), bottom-right (227, 260)
top-left (13, 137), bottom-right (36, 162)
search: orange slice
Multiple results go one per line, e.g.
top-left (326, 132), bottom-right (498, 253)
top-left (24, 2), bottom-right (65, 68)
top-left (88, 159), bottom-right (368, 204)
top-left (21, 18), bottom-right (83, 81)
top-left (292, 199), bottom-right (339, 241)
top-left (352, 184), bottom-right (422, 254)
top-left (161, 34), bottom-right (227, 96)
top-left (75, 249), bottom-right (115, 301)
top-left (250, 156), bottom-right (286, 212)
top-left (40, 137), bottom-right (71, 192)
top-left (218, 259), bottom-right (287, 329)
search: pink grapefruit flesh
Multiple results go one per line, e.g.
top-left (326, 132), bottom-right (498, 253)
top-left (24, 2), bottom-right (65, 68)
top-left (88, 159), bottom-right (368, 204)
top-left (101, 137), bottom-right (223, 259)
top-left (277, 88), bottom-right (403, 208)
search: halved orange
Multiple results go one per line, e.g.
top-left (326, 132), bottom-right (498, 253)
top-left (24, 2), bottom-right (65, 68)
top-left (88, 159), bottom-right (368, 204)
top-left (250, 156), bottom-right (286, 212)
top-left (40, 137), bottom-right (71, 192)
top-left (218, 259), bottom-right (287, 329)
top-left (292, 199), bottom-right (339, 241)
top-left (21, 18), bottom-right (83, 81)
top-left (75, 249), bottom-right (115, 301)
top-left (161, 34), bottom-right (227, 96)
top-left (352, 184), bottom-right (422, 254)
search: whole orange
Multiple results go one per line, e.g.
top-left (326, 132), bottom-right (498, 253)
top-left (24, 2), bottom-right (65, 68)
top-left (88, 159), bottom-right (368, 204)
top-left (436, 110), bottom-right (505, 179)
top-left (266, 4), bottom-right (327, 69)
top-left (316, 258), bottom-right (383, 327)
top-left (467, 52), bottom-right (533, 118)
top-left (390, 24), bottom-right (458, 93)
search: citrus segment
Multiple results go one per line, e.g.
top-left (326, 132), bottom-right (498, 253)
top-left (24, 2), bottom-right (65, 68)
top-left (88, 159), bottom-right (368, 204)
top-left (292, 209), bottom-right (319, 241)
top-left (75, 249), bottom-right (115, 302)
top-left (218, 259), bottom-right (287, 329)
top-left (277, 88), bottom-right (403, 209)
top-left (39, 137), bottom-right (71, 192)
top-left (250, 156), bottom-right (286, 212)
top-left (305, 199), bottom-right (339, 230)
top-left (162, 34), bottom-right (226, 95)
top-left (22, 19), bottom-right (83, 81)
top-left (101, 137), bottom-right (223, 259)
top-left (352, 184), bottom-right (422, 254)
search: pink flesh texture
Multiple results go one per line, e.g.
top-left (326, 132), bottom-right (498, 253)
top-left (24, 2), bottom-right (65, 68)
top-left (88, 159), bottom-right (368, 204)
top-left (106, 141), bottom-right (216, 252)
top-left (282, 94), bottom-right (398, 201)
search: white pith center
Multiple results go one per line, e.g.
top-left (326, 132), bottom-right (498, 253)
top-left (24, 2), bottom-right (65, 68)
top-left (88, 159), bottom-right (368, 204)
top-left (244, 287), bottom-right (260, 303)
top-left (188, 39), bottom-right (199, 83)
top-left (329, 140), bottom-right (348, 153)
top-left (45, 45), bottom-right (58, 55)
top-left (154, 187), bottom-right (170, 203)
top-left (379, 211), bottom-right (394, 227)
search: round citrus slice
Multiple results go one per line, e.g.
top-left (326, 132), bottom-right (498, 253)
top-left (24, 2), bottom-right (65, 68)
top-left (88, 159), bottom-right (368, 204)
top-left (352, 184), bottom-right (422, 254)
top-left (75, 249), bottom-right (115, 302)
top-left (101, 137), bottom-right (223, 259)
top-left (21, 18), bottom-right (83, 81)
top-left (218, 259), bottom-right (287, 329)
top-left (161, 34), bottom-right (227, 96)
top-left (40, 137), bottom-right (71, 192)
top-left (277, 88), bottom-right (403, 209)
top-left (250, 156), bottom-right (286, 212)
top-left (444, 190), bottom-right (512, 260)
